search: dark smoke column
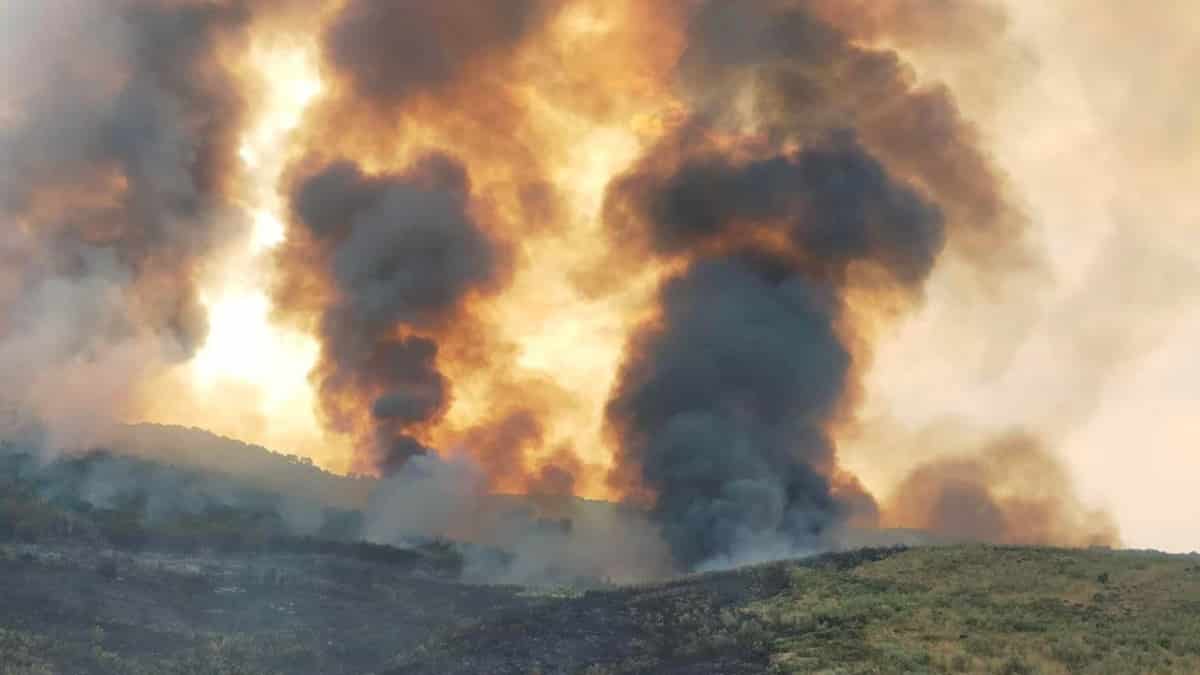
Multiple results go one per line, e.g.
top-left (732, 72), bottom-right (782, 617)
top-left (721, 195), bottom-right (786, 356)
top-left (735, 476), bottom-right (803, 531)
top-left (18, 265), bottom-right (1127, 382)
top-left (606, 134), bottom-right (944, 568)
top-left (279, 155), bottom-right (505, 474)
top-left (600, 0), bottom-right (1030, 569)
top-left (270, 0), bottom-right (560, 477)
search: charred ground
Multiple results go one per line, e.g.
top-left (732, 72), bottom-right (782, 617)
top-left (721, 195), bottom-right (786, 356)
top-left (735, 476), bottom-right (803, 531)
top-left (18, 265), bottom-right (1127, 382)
top-left (390, 546), bottom-right (1200, 675)
top-left (2, 540), bottom-right (1199, 675)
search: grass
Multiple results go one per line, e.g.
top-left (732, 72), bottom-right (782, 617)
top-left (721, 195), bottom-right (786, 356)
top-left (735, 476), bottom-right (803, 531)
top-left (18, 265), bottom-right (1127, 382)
top-left (4, 440), bottom-right (1198, 674)
top-left (748, 546), bottom-right (1200, 674)
top-left (389, 545), bottom-right (1200, 674)
top-left (3, 544), bottom-right (1199, 674)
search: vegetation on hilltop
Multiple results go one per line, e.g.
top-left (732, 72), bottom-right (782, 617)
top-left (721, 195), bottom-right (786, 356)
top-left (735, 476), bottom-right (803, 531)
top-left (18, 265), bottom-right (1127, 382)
top-left (0, 443), bottom-right (461, 576)
top-left (3, 440), bottom-right (1198, 674)
top-left (391, 546), bottom-right (1200, 675)
top-left (108, 424), bottom-right (372, 510)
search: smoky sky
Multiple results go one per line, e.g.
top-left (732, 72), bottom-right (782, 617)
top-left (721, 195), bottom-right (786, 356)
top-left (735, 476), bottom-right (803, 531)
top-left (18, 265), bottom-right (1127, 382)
top-left (323, 0), bottom-right (555, 105)
top-left (0, 1), bottom-right (251, 354)
top-left (282, 153), bottom-right (505, 472)
top-left (2, 0), bottom-right (1114, 574)
top-left (0, 0), bottom-right (260, 446)
top-left (884, 433), bottom-right (1120, 548)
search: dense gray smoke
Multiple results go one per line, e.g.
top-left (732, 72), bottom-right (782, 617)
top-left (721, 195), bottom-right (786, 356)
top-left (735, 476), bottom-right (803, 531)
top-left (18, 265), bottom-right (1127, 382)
top-left (0, 0), bottom-right (1125, 580)
top-left (603, 1), bottom-right (1037, 569)
top-left (0, 1), bottom-right (255, 446)
top-left (278, 155), bottom-right (508, 472)
top-left (605, 135), bottom-right (945, 568)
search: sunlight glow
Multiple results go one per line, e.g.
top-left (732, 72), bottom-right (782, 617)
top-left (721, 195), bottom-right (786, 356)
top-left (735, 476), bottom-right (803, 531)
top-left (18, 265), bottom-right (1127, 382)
top-left (161, 41), bottom-right (343, 466)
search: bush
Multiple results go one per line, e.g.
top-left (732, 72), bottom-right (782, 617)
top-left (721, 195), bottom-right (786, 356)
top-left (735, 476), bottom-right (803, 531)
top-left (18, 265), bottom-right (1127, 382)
top-left (996, 655), bottom-right (1036, 675)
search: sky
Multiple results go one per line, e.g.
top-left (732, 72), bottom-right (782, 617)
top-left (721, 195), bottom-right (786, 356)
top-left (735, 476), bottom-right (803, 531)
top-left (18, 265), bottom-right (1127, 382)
top-left (2, 1), bottom-right (1196, 554)
top-left (844, 1), bottom-right (1200, 552)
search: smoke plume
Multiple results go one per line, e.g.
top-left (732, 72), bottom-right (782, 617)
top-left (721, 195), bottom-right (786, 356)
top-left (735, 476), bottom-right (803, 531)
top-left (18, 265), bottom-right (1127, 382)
top-left (602, 1), bottom-right (1041, 569)
top-left (604, 135), bottom-right (941, 567)
top-left (2, 0), bottom-right (1129, 577)
top-left (275, 154), bottom-right (507, 472)
top-left (883, 432), bottom-right (1119, 547)
top-left (0, 0), bottom-right (256, 447)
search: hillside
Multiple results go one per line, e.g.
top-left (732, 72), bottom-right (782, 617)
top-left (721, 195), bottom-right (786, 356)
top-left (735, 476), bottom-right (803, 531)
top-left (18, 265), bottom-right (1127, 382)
top-left (107, 425), bottom-right (373, 511)
top-left (391, 545), bottom-right (1200, 675)
top-left (2, 542), bottom-right (1198, 674)
top-left (3, 440), bottom-right (1198, 674)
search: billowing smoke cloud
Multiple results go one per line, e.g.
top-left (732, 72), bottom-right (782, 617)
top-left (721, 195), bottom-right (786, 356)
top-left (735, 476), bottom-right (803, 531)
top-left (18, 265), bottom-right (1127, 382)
top-left (0, 0), bottom-right (256, 448)
top-left (602, 1), bottom-right (1039, 569)
top-left (883, 432), bottom-right (1119, 547)
top-left (323, 0), bottom-right (556, 107)
top-left (276, 154), bottom-right (508, 472)
top-left (273, 0), bottom-right (599, 490)
top-left (268, 0), bottom-right (1107, 573)
top-left (605, 136), bottom-right (942, 567)
top-left (300, 0), bottom-right (566, 181)
top-left (4, 0), bottom-right (1127, 579)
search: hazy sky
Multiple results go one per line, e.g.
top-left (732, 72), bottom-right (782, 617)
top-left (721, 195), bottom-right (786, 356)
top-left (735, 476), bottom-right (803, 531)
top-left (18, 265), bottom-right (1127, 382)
top-left (846, 1), bottom-right (1199, 552)
top-left (2, 1), bottom-right (1195, 554)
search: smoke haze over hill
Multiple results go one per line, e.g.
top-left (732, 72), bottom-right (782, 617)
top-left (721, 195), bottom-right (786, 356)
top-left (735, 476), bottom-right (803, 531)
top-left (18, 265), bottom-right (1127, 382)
top-left (4, 0), bottom-right (1196, 571)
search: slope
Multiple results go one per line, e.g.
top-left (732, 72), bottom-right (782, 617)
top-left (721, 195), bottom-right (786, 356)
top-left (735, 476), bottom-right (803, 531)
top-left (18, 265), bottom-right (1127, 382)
top-left (390, 546), bottom-right (1200, 675)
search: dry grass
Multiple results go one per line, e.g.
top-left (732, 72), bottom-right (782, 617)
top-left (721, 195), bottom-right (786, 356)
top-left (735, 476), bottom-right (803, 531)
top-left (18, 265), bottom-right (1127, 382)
top-left (752, 545), bottom-right (1200, 674)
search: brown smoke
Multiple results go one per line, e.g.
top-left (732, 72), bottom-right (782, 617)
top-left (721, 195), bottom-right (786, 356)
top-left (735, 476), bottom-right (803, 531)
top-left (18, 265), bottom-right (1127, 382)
top-left (0, 0), bottom-right (265, 447)
top-left (3, 0), bottom-right (1126, 574)
top-left (269, 0), bottom-right (684, 493)
top-left (883, 432), bottom-right (1119, 547)
top-left (266, 0), bottom-right (1113, 569)
top-left (269, 0), bottom-right (562, 478)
